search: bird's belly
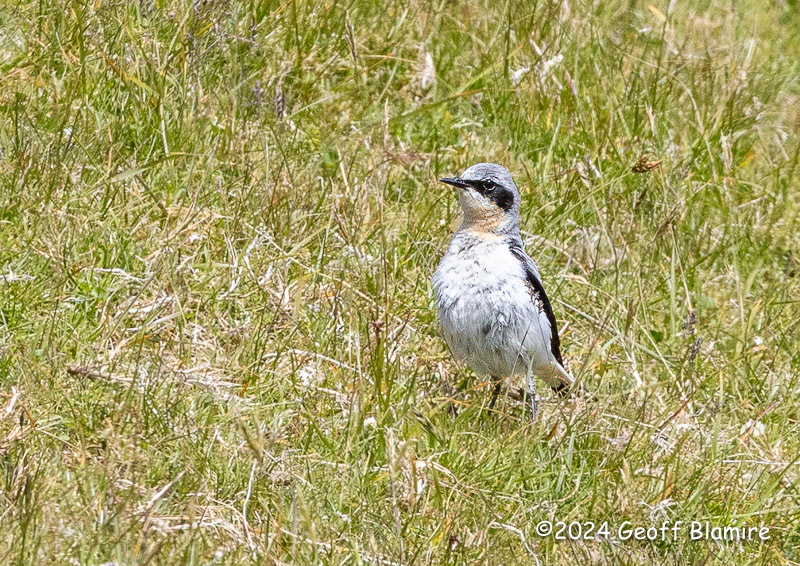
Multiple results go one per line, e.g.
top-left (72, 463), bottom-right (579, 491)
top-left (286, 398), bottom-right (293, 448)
top-left (433, 252), bottom-right (551, 377)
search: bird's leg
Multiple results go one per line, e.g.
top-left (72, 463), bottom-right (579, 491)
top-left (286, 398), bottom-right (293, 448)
top-left (527, 369), bottom-right (540, 422)
top-left (488, 376), bottom-right (502, 409)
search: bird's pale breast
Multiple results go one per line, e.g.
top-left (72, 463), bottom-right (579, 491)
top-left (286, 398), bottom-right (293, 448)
top-left (432, 232), bottom-right (554, 378)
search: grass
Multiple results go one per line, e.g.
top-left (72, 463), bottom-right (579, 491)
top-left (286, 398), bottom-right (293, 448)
top-left (1, 0), bottom-right (799, 563)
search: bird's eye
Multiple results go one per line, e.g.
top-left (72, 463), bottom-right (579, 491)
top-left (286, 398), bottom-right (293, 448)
top-left (479, 181), bottom-right (495, 193)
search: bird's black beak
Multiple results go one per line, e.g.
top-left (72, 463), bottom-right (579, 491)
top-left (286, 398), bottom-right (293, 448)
top-left (440, 177), bottom-right (470, 189)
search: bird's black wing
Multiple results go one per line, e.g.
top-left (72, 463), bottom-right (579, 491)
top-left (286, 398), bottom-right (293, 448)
top-left (508, 242), bottom-right (568, 395)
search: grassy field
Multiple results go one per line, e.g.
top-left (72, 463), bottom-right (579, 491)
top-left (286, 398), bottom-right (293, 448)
top-left (1, 0), bottom-right (799, 563)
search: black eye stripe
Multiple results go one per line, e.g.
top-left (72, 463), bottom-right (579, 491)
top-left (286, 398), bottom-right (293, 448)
top-left (467, 179), bottom-right (515, 211)
top-left (493, 186), bottom-right (514, 211)
top-left (471, 180), bottom-right (496, 193)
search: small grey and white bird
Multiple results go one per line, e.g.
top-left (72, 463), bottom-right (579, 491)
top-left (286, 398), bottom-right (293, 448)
top-left (432, 162), bottom-right (574, 413)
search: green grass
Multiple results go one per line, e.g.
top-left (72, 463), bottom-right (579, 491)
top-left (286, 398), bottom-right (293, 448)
top-left (1, 0), bottom-right (800, 563)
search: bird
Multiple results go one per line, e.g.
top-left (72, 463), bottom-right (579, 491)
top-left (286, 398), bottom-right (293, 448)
top-left (431, 162), bottom-right (574, 415)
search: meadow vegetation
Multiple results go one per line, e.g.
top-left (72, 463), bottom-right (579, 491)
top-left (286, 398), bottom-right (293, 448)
top-left (1, 0), bottom-right (799, 563)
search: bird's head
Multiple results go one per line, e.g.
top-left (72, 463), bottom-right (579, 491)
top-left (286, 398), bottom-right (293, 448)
top-left (440, 163), bottom-right (521, 235)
